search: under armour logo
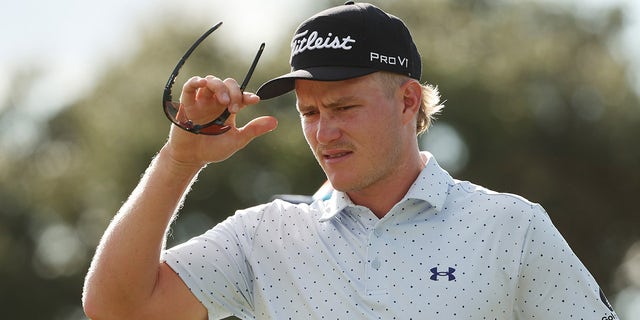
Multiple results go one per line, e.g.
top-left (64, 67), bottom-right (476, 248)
top-left (430, 267), bottom-right (456, 281)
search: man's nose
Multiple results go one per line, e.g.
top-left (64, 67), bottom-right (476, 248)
top-left (316, 113), bottom-right (341, 144)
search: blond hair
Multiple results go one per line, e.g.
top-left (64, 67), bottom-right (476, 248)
top-left (377, 72), bottom-right (444, 135)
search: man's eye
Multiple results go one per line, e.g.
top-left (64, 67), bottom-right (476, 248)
top-left (301, 110), bottom-right (318, 117)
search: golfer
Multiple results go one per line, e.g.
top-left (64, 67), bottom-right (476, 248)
top-left (83, 2), bottom-right (618, 319)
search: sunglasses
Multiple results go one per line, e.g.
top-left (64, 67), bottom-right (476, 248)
top-left (162, 22), bottom-right (265, 135)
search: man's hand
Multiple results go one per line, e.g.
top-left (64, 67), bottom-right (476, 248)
top-left (83, 74), bottom-right (277, 320)
top-left (166, 75), bottom-right (278, 168)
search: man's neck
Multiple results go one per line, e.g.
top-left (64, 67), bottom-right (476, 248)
top-left (347, 151), bottom-right (426, 219)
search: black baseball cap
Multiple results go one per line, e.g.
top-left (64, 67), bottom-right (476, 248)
top-left (256, 1), bottom-right (421, 100)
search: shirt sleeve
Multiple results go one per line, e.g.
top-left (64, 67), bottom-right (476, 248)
top-left (514, 206), bottom-right (618, 319)
top-left (162, 208), bottom-right (263, 320)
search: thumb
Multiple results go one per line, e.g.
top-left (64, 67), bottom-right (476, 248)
top-left (237, 116), bottom-right (278, 144)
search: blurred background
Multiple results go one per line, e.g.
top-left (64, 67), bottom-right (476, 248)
top-left (1, 0), bottom-right (639, 319)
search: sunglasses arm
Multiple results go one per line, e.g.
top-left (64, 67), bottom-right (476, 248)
top-left (161, 22), bottom-right (264, 135)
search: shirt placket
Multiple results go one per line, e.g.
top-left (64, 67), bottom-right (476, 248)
top-left (362, 207), bottom-right (401, 297)
top-left (365, 223), bottom-right (389, 296)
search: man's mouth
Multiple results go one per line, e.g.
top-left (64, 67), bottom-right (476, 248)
top-left (324, 151), bottom-right (351, 159)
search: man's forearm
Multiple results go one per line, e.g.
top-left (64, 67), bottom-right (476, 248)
top-left (82, 145), bottom-right (203, 316)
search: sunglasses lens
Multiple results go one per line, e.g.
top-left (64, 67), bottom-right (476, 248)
top-left (163, 101), bottom-right (181, 123)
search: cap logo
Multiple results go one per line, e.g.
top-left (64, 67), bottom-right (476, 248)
top-left (370, 52), bottom-right (409, 68)
top-left (291, 29), bottom-right (357, 57)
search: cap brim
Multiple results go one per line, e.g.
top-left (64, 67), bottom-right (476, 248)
top-left (256, 66), bottom-right (378, 100)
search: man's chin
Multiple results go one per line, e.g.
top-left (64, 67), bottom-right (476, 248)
top-left (326, 176), bottom-right (362, 194)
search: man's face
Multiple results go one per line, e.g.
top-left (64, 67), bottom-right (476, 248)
top-left (295, 73), bottom-right (407, 193)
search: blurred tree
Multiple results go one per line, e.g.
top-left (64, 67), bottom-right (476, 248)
top-left (0, 0), bottom-right (638, 318)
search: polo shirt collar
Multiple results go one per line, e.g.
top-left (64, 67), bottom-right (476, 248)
top-left (319, 151), bottom-right (454, 222)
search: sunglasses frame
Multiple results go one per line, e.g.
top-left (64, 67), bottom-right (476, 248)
top-left (162, 22), bottom-right (265, 135)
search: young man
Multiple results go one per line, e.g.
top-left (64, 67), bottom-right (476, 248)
top-left (83, 2), bottom-right (618, 319)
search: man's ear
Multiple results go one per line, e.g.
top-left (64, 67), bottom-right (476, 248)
top-left (400, 79), bottom-right (422, 124)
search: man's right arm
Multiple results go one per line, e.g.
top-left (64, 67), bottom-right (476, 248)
top-left (81, 76), bottom-right (277, 320)
top-left (82, 147), bottom-right (208, 320)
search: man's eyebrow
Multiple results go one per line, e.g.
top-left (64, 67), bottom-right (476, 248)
top-left (297, 96), bottom-right (359, 110)
top-left (325, 96), bottom-right (358, 108)
top-left (296, 102), bottom-right (314, 113)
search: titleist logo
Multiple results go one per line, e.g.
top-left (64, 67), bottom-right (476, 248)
top-left (291, 30), bottom-right (356, 57)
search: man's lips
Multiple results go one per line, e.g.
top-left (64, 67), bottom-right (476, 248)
top-left (316, 142), bottom-right (355, 163)
top-left (317, 146), bottom-right (354, 162)
top-left (323, 151), bottom-right (352, 159)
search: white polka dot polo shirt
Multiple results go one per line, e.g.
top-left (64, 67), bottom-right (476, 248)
top-left (163, 152), bottom-right (618, 319)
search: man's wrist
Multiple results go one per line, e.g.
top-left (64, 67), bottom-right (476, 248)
top-left (155, 145), bottom-right (206, 181)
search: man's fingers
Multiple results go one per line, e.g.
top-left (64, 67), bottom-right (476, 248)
top-left (180, 77), bottom-right (206, 104)
top-left (227, 92), bottom-right (261, 114)
top-left (243, 92), bottom-right (261, 106)
top-left (237, 116), bottom-right (278, 145)
top-left (219, 78), bottom-right (242, 113)
top-left (203, 76), bottom-right (230, 105)
top-left (182, 76), bottom-right (257, 109)
top-left (177, 75), bottom-right (263, 129)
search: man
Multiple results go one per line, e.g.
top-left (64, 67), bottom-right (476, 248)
top-left (83, 2), bottom-right (618, 319)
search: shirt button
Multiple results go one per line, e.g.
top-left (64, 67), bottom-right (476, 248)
top-left (371, 258), bottom-right (381, 270)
